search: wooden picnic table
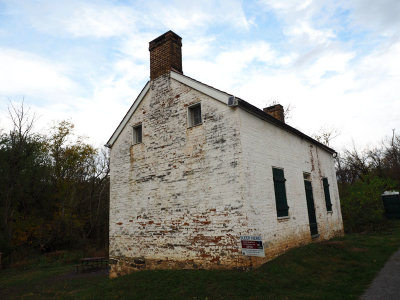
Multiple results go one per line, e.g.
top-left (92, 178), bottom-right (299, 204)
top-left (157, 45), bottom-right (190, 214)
top-left (76, 256), bottom-right (108, 273)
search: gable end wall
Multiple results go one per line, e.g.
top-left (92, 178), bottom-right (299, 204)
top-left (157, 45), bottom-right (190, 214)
top-left (109, 74), bottom-right (252, 277)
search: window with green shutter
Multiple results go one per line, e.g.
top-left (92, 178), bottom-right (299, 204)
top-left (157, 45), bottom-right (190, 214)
top-left (272, 168), bottom-right (289, 217)
top-left (322, 177), bottom-right (332, 212)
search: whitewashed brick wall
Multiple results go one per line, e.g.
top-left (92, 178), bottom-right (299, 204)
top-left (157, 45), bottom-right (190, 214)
top-left (109, 74), bottom-right (250, 277)
top-left (109, 73), bottom-right (344, 277)
top-left (239, 110), bottom-right (344, 255)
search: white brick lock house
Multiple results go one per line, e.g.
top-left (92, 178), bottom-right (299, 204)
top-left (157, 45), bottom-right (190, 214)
top-left (106, 31), bottom-right (344, 278)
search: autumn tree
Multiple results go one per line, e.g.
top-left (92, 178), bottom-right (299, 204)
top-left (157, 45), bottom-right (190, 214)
top-left (336, 132), bottom-right (400, 232)
top-left (0, 103), bottom-right (109, 263)
top-left (0, 103), bottom-right (51, 252)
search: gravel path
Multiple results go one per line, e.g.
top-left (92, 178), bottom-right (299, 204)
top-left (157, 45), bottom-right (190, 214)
top-left (361, 248), bottom-right (400, 299)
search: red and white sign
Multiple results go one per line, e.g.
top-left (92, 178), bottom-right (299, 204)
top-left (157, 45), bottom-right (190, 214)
top-left (240, 235), bottom-right (265, 257)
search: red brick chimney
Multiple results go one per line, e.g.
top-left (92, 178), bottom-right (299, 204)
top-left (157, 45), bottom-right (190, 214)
top-left (149, 31), bottom-right (182, 80)
top-left (263, 104), bottom-right (285, 123)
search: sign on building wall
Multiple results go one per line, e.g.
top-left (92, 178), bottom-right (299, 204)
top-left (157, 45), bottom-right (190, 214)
top-left (240, 236), bottom-right (265, 257)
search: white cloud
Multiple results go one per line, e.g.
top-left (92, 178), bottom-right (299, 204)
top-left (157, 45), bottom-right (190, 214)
top-left (186, 40), bottom-right (276, 89)
top-left (13, 0), bottom-right (251, 39)
top-left (2, 0), bottom-right (399, 151)
top-left (285, 21), bottom-right (336, 45)
top-left (118, 33), bottom-right (154, 62)
top-left (182, 37), bottom-right (216, 59)
top-left (139, 0), bottom-right (251, 32)
top-left (11, 0), bottom-right (136, 38)
top-left (348, 0), bottom-right (400, 36)
top-left (260, 0), bottom-right (338, 48)
top-left (301, 50), bottom-right (355, 85)
top-left (0, 61), bottom-right (147, 148)
top-left (262, 0), bottom-right (400, 41)
top-left (182, 31), bottom-right (399, 149)
top-left (63, 4), bottom-right (137, 38)
top-left (61, 59), bottom-right (149, 146)
top-left (0, 48), bottom-right (76, 99)
top-left (261, 0), bottom-right (313, 13)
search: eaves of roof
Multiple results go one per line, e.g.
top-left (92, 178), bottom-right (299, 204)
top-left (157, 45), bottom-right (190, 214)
top-left (171, 72), bottom-right (336, 154)
top-left (236, 99), bottom-right (336, 154)
top-left (106, 71), bottom-right (336, 154)
top-left (105, 81), bottom-right (150, 147)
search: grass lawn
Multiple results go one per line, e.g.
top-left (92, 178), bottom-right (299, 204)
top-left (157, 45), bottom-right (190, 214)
top-left (1, 221), bottom-right (400, 299)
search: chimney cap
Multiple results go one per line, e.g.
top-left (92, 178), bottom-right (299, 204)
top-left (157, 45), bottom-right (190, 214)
top-left (149, 30), bottom-right (182, 51)
top-left (264, 104), bottom-right (283, 110)
top-left (263, 104), bottom-right (285, 123)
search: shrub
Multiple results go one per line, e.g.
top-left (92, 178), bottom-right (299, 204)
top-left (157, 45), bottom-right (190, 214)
top-left (341, 174), bottom-right (397, 232)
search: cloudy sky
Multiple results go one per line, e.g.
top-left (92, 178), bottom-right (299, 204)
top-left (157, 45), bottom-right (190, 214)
top-left (0, 0), bottom-right (399, 150)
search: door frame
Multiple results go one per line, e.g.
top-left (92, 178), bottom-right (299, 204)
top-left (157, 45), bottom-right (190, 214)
top-left (303, 173), bottom-right (319, 238)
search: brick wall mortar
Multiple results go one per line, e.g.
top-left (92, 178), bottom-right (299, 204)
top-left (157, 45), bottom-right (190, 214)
top-left (109, 74), bottom-right (250, 277)
top-left (150, 34), bottom-right (182, 79)
top-left (239, 109), bottom-right (344, 253)
top-left (109, 74), bottom-right (344, 277)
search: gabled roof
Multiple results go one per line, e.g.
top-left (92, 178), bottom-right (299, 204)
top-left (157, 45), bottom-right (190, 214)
top-left (106, 82), bottom-right (150, 147)
top-left (105, 71), bottom-right (231, 148)
top-left (106, 71), bottom-right (335, 154)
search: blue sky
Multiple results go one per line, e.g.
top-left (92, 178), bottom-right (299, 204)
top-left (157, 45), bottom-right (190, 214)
top-left (0, 0), bottom-right (399, 150)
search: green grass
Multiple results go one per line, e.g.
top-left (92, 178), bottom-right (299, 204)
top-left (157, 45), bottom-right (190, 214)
top-left (1, 221), bottom-right (400, 299)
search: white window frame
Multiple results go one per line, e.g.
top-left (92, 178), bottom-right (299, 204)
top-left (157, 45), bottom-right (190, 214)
top-left (187, 103), bottom-right (202, 128)
top-left (132, 124), bottom-right (142, 145)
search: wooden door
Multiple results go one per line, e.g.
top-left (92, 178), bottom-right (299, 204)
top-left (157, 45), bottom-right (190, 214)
top-left (304, 180), bottom-right (318, 236)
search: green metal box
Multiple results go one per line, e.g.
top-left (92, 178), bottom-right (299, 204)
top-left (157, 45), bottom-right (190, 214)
top-left (382, 191), bottom-right (400, 219)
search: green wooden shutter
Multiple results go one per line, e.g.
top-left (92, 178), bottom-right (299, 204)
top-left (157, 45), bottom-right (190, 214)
top-left (323, 178), bottom-right (332, 212)
top-left (273, 168), bottom-right (289, 217)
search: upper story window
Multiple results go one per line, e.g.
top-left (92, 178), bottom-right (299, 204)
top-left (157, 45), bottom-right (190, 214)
top-left (188, 103), bottom-right (202, 127)
top-left (132, 124), bottom-right (142, 144)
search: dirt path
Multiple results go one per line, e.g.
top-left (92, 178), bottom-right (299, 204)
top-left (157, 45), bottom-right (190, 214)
top-left (361, 248), bottom-right (400, 299)
top-left (0, 266), bottom-right (108, 299)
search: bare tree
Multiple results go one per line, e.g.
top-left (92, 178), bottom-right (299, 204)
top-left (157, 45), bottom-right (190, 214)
top-left (8, 100), bottom-right (36, 141)
top-left (312, 127), bottom-right (340, 147)
top-left (1, 100), bottom-right (41, 243)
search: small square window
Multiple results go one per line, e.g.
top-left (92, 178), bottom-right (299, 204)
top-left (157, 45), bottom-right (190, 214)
top-left (188, 103), bottom-right (202, 127)
top-left (132, 124), bottom-right (142, 144)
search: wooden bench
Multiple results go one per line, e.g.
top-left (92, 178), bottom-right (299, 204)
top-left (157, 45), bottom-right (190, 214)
top-left (75, 257), bottom-right (108, 273)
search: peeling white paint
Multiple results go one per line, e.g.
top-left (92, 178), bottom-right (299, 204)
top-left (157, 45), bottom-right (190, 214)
top-left (108, 73), bottom-right (343, 277)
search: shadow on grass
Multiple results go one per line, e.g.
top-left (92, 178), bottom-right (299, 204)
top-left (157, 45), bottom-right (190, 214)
top-left (1, 221), bottom-right (400, 300)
